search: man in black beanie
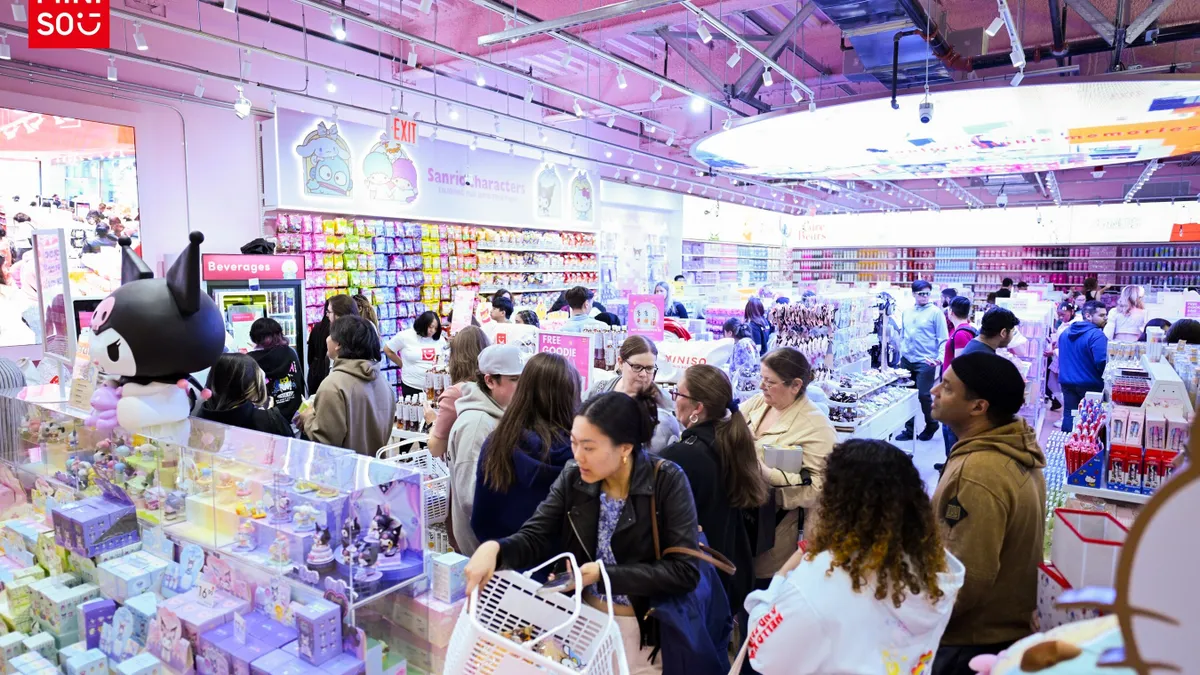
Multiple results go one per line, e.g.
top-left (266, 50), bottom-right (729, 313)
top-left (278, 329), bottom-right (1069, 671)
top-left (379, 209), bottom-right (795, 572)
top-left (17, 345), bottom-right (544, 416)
top-left (929, 352), bottom-right (1047, 675)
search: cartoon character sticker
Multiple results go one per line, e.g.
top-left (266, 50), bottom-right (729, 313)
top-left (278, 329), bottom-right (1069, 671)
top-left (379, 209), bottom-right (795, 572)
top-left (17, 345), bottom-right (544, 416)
top-left (296, 121), bottom-right (353, 197)
top-left (570, 171), bottom-right (593, 221)
top-left (536, 164), bottom-right (562, 218)
top-left (362, 137), bottom-right (419, 203)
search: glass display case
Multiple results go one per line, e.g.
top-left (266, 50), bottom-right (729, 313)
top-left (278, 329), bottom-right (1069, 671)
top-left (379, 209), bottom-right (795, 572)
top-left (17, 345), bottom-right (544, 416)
top-left (0, 388), bottom-right (424, 674)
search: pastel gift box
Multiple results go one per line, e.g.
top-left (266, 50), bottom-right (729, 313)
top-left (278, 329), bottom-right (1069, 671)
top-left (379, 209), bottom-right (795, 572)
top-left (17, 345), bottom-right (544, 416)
top-left (1124, 409), bottom-right (1145, 446)
top-left (29, 575), bottom-right (99, 635)
top-left (50, 487), bottom-right (139, 558)
top-left (389, 626), bottom-right (446, 675)
top-left (291, 599), bottom-right (341, 666)
top-left (240, 612), bottom-right (297, 650)
top-left (0, 599), bottom-right (35, 634)
top-left (162, 587), bottom-right (250, 644)
top-left (391, 594), bottom-right (463, 649)
top-left (57, 641), bottom-right (87, 666)
top-left (49, 629), bottom-right (80, 649)
top-left (281, 640), bottom-right (364, 675)
top-left (249, 648), bottom-right (322, 675)
top-left (197, 623), bottom-right (275, 675)
top-left (0, 632), bottom-right (27, 670)
top-left (20, 633), bottom-right (54, 660)
top-left (9, 650), bottom-right (55, 674)
top-left (64, 648), bottom-right (108, 675)
top-left (431, 552), bottom-right (467, 604)
top-left (114, 652), bottom-right (162, 675)
top-left (125, 593), bottom-right (158, 645)
top-left (1035, 563), bottom-right (1102, 631)
top-left (78, 599), bottom-right (117, 649)
top-left (97, 551), bottom-right (169, 602)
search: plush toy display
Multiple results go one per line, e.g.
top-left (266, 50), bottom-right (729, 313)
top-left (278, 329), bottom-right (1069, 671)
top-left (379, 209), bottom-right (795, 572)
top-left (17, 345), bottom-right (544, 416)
top-left (88, 232), bottom-right (225, 439)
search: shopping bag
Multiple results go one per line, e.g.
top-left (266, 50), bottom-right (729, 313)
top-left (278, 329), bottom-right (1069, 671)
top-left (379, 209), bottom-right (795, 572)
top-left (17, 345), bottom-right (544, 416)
top-left (1035, 563), bottom-right (1102, 631)
top-left (1050, 508), bottom-right (1128, 590)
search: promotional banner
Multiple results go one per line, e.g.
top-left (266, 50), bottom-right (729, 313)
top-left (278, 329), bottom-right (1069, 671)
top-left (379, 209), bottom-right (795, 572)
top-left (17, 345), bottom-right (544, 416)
top-left (628, 294), bottom-right (665, 341)
top-left (264, 109), bottom-right (598, 231)
top-left (538, 331), bottom-right (592, 391)
top-left (201, 254), bottom-right (305, 281)
top-left (681, 196), bottom-right (788, 246)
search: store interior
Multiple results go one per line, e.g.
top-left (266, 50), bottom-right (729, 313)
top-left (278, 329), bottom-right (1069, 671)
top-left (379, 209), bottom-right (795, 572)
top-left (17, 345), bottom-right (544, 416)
top-left (1, 0), bottom-right (1199, 673)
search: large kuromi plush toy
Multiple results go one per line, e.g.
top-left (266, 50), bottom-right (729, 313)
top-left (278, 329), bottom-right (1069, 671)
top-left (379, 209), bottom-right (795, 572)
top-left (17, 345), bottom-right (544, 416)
top-left (88, 232), bottom-right (225, 440)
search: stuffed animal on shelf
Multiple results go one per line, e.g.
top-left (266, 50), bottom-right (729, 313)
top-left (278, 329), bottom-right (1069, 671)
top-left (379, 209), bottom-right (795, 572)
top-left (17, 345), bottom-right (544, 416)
top-left (87, 232), bottom-right (225, 441)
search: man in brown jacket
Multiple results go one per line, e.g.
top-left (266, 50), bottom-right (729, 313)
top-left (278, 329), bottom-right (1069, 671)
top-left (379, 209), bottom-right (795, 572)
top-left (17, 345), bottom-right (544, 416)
top-left (930, 351), bottom-right (1047, 675)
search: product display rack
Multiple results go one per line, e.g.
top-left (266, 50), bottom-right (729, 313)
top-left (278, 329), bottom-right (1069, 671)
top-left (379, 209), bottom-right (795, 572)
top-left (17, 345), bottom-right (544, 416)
top-left (791, 243), bottom-right (1200, 290)
top-left (682, 239), bottom-right (785, 287)
top-left (476, 225), bottom-right (599, 308)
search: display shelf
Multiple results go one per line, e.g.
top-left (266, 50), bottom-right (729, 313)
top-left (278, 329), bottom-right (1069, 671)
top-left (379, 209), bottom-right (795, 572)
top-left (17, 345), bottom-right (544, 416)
top-left (478, 267), bottom-right (593, 273)
top-left (480, 284), bottom-right (595, 294)
top-left (1067, 484), bottom-right (1152, 505)
top-left (833, 390), bottom-right (920, 441)
top-left (477, 244), bottom-right (597, 253)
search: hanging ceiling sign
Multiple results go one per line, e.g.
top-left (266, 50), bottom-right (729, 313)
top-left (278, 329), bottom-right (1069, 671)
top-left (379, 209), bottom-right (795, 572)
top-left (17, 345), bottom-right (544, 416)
top-left (387, 115), bottom-right (419, 146)
top-left (263, 108), bottom-right (598, 231)
top-left (693, 80), bottom-right (1200, 181)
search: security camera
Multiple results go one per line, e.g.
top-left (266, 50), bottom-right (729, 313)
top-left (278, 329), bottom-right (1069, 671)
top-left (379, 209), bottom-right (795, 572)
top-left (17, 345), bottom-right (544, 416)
top-left (997, 193), bottom-right (1009, 207)
top-left (463, 174), bottom-right (473, 187)
top-left (919, 101), bottom-right (933, 124)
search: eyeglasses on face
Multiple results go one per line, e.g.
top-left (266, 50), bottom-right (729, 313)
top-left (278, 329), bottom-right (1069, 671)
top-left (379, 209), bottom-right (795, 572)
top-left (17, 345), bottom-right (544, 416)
top-left (668, 388), bottom-right (696, 402)
top-left (760, 377), bottom-right (790, 389)
top-left (626, 363), bottom-right (658, 375)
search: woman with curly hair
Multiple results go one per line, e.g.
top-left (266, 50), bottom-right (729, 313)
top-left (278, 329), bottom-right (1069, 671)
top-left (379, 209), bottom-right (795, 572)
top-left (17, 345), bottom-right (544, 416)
top-left (740, 439), bottom-right (964, 675)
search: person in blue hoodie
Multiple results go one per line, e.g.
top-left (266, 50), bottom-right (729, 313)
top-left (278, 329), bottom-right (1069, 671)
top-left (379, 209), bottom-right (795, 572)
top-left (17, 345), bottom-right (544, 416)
top-left (471, 352), bottom-right (581, 544)
top-left (1057, 300), bottom-right (1109, 432)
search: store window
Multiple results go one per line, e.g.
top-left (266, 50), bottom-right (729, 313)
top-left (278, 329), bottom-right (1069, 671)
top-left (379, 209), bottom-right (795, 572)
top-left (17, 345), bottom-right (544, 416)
top-left (0, 106), bottom-right (138, 348)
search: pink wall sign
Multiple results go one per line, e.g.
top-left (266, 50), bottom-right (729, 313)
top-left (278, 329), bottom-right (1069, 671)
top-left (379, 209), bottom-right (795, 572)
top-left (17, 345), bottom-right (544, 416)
top-left (628, 294), bottom-right (665, 341)
top-left (539, 331), bottom-right (592, 392)
top-left (201, 254), bottom-right (306, 281)
top-left (1185, 302), bottom-right (1200, 318)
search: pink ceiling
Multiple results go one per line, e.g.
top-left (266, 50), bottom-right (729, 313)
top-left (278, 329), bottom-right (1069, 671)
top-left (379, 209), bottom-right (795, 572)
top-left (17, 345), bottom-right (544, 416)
top-left (1, 0), bottom-right (1198, 213)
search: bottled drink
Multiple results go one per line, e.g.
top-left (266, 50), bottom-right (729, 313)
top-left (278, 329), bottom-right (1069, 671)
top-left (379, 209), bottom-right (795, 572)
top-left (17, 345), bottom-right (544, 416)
top-left (604, 327), bottom-right (617, 371)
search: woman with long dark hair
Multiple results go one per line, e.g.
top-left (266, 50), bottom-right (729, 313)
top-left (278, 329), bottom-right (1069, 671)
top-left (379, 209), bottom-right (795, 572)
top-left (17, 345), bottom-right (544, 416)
top-left (428, 326), bottom-right (490, 458)
top-left (471, 353), bottom-right (580, 544)
top-left (197, 353), bottom-right (294, 437)
top-left (742, 440), bottom-right (962, 674)
top-left (663, 364), bottom-right (767, 616)
top-left (384, 310), bottom-right (446, 398)
top-left (585, 336), bottom-right (680, 453)
top-left (744, 297), bottom-right (771, 356)
top-left (306, 295), bottom-right (359, 394)
top-left (465, 392), bottom-right (700, 674)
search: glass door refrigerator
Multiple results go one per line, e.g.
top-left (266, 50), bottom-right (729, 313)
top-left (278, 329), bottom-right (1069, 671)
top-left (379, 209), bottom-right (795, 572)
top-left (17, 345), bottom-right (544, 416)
top-left (200, 254), bottom-right (307, 372)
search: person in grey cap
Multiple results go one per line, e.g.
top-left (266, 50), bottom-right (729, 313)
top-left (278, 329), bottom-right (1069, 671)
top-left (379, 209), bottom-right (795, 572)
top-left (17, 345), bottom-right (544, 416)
top-left (446, 344), bottom-right (525, 555)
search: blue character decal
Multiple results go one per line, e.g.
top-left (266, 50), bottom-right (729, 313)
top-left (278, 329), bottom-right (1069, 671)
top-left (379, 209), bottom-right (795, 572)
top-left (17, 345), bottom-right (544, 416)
top-left (296, 121), bottom-right (353, 197)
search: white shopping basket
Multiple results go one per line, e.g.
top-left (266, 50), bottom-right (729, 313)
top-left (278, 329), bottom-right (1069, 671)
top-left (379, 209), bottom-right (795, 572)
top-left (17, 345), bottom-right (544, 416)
top-left (377, 446), bottom-right (450, 525)
top-left (445, 553), bottom-right (629, 675)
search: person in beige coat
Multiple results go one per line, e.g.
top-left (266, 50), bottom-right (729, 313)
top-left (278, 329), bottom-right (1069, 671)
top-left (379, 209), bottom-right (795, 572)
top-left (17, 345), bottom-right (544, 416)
top-left (299, 315), bottom-right (396, 456)
top-left (740, 347), bottom-right (838, 580)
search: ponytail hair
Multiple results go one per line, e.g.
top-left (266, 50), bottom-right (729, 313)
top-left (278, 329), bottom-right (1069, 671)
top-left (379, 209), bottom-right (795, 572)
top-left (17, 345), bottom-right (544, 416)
top-left (578, 391), bottom-right (654, 451)
top-left (681, 365), bottom-right (769, 509)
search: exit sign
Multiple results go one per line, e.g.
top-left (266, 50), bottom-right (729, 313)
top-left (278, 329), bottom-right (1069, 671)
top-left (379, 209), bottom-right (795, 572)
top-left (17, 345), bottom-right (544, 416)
top-left (389, 115), bottom-right (419, 145)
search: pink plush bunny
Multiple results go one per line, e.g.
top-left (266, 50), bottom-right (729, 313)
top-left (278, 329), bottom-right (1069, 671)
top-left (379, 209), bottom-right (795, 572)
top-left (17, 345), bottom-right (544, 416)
top-left (86, 380), bottom-right (122, 432)
top-left (969, 652), bottom-right (1005, 675)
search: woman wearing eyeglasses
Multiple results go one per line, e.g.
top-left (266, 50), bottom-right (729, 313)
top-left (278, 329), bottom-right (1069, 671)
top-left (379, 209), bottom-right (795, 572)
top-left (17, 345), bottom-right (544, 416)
top-left (740, 347), bottom-right (838, 582)
top-left (663, 364), bottom-right (769, 620)
top-left (585, 335), bottom-right (681, 453)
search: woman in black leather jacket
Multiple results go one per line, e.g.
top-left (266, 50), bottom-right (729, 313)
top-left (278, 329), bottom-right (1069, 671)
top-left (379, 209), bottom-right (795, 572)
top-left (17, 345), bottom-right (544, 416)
top-left (465, 391), bottom-right (701, 671)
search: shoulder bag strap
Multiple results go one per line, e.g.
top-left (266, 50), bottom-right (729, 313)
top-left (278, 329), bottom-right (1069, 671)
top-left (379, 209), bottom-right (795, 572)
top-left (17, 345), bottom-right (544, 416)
top-left (649, 460), bottom-right (737, 576)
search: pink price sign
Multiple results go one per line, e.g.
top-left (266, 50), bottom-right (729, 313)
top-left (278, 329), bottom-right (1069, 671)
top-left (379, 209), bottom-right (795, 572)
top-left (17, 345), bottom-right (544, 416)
top-left (539, 331), bottom-right (592, 392)
top-left (628, 294), bottom-right (665, 341)
top-left (1186, 301), bottom-right (1200, 318)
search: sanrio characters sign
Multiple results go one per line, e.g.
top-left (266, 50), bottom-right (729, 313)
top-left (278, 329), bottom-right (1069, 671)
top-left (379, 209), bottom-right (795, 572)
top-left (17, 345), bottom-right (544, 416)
top-left (264, 108), bottom-right (597, 230)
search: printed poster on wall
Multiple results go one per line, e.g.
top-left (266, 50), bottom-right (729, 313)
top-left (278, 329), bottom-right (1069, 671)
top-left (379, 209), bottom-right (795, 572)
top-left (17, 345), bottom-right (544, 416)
top-left (265, 109), bottom-right (598, 231)
top-left (628, 294), bottom-right (664, 341)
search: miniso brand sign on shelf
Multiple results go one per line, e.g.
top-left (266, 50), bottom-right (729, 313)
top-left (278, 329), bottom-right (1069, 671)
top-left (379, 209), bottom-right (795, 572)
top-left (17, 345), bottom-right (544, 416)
top-left (262, 108), bottom-right (598, 230)
top-left (785, 201), bottom-right (1200, 248)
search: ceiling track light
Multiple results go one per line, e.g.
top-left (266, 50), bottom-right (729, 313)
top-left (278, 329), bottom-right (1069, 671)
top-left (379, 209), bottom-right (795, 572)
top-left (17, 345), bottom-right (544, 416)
top-left (1010, 68), bottom-right (1025, 87)
top-left (649, 84), bottom-right (663, 103)
top-left (604, 150), bottom-right (613, 159)
top-left (538, 128), bottom-right (548, 143)
top-left (985, 16), bottom-right (1005, 37)
top-left (689, 96), bottom-right (706, 113)
top-left (671, 180), bottom-right (678, 189)
top-left (673, 166), bottom-right (679, 176)
top-left (572, 99), bottom-right (584, 117)
top-left (524, 83), bottom-right (535, 104)
top-left (193, 77), bottom-right (205, 98)
top-left (469, 136), bottom-right (478, 151)
top-left (696, 20), bottom-right (712, 44)
top-left (722, 115), bottom-right (732, 131)
top-left (494, 115), bottom-right (502, 134)
top-left (324, 71), bottom-right (336, 93)
top-left (616, 68), bottom-right (627, 90)
top-left (390, 90), bottom-right (400, 113)
top-left (106, 56), bottom-right (117, 82)
top-left (647, 124), bottom-right (656, 134)
top-left (331, 15), bottom-right (346, 40)
top-left (221, 0), bottom-right (235, 12)
top-left (561, 48), bottom-right (573, 69)
top-left (406, 45), bottom-right (418, 69)
top-left (789, 86), bottom-right (802, 104)
top-left (448, 103), bottom-right (459, 120)
top-left (726, 47), bottom-right (742, 68)
top-left (11, 0), bottom-right (25, 21)
top-left (626, 154), bottom-right (634, 166)
top-left (762, 68), bottom-right (773, 87)
top-left (653, 177), bottom-right (660, 187)
top-left (632, 171), bottom-right (641, 181)
top-left (508, 143), bottom-right (514, 155)
top-left (240, 50), bottom-right (252, 79)
top-left (654, 161), bottom-right (663, 171)
top-left (0, 34), bottom-right (10, 61)
top-left (475, 69), bottom-right (486, 87)
top-left (132, 21), bottom-right (148, 51)
top-left (606, 115), bottom-right (615, 129)
top-left (269, 92), bottom-right (277, 112)
top-left (419, 0), bottom-right (433, 14)
top-left (233, 84), bottom-right (252, 119)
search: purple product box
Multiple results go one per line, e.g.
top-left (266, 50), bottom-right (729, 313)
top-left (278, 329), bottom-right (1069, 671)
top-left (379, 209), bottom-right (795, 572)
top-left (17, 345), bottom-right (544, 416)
top-left (198, 623), bottom-right (275, 675)
top-left (162, 588), bottom-right (250, 644)
top-left (78, 599), bottom-right (116, 650)
top-left (290, 599), bottom-right (341, 666)
top-left (249, 648), bottom-right (322, 675)
top-left (240, 612), bottom-right (297, 650)
top-left (281, 640), bottom-right (363, 675)
top-left (49, 483), bottom-right (139, 559)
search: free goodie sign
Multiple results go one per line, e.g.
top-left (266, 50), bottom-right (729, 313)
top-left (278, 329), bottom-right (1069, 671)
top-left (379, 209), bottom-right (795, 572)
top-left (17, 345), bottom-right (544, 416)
top-left (539, 331), bottom-right (591, 392)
